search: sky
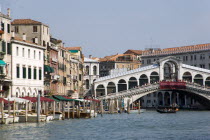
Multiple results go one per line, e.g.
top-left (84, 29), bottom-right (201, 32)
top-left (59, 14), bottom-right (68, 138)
top-left (1, 0), bottom-right (210, 57)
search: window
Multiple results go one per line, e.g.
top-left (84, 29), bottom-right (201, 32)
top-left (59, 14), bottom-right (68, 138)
top-left (16, 47), bottom-right (19, 56)
top-left (23, 66), bottom-right (26, 79)
top-left (33, 26), bottom-right (37, 32)
top-left (186, 56), bottom-right (188, 61)
top-left (1, 22), bottom-right (4, 31)
top-left (16, 65), bottom-right (20, 78)
top-left (7, 24), bottom-right (10, 33)
top-left (191, 55), bottom-right (193, 60)
top-left (15, 26), bottom-right (19, 33)
top-left (28, 49), bottom-right (30, 58)
top-left (43, 41), bottom-right (46, 46)
top-left (194, 55), bottom-right (196, 60)
top-left (28, 67), bottom-right (31, 79)
top-left (39, 51), bottom-right (41, 60)
top-left (7, 43), bottom-right (11, 54)
top-left (39, 68), bottom-right (42, 80)
top-left (142, 60), bottom-right (144, 64)
top-left (0, 66), bottom-right (3, 74)
top-left (22, 48), bottom-right (25, 57)
top-left (34, 50), bottom-right (36, 59)
top-left (2, 41), bottom-right (6, 53)
top-left (79, 74), bottom-right (82, 81)
top-left (93, 66), bottom-right (97, 75)
top-left (34, 67), bottom-right (37, 79)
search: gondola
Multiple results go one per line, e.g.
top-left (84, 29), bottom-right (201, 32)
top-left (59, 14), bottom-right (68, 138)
top-left (156, 108), bottom-right (176, 113)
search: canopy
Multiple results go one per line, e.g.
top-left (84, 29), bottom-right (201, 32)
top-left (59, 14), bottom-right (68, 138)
top-left (47, 96), bottom-right (60, 102)
top-left (21, 97), bottom-right (54, 102)
top-left (85, 99), bottom-right (100, 102)
top-left (0, 60), bottom-right (6, 66)
top-left (0, 98), bottom-right (13, 104)
top-left (53, 95), bottom-right (77, 101)
top-left (4, 97), bottom-right (30, 103)
top-left (44, 65), bottom-right (54, 73)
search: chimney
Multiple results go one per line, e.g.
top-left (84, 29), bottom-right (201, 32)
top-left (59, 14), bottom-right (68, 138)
top-left (35, 37), bottom-right (38, 44)
top-left (22, 33), bottom-right (26, 41)
top-left (7, 8), bottom-right (11, 17)
top-left (89, 55), bottom-right (92, 58)
top-left (11, 31), bottom-right (15, 38)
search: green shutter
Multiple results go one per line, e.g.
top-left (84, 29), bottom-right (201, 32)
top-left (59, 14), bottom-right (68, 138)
top-left (34, 68), bottom-right (37, 79)
top-left (7, 43), bottom-right (11, 54)
top-left (23, 67), bottom-right (26, 78)
top-left (1, 22), bottom-right (4, 31)
top-left (16, 66), bottom-right (19, 78)
top-left (2, 41), bottom-right (6, 53)
top-left (39, 69), bottom-right (42, 80)
top-left (7, 24), bottom-right (10, 33)
top-left (28, 68), bottom-right (31, 79)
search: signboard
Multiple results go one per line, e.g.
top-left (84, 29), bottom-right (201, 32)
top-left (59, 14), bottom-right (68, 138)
top-left (159, 81), bottom-right (186, 89)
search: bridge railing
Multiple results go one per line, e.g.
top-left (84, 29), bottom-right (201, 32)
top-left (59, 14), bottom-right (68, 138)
top-left (98, 83), bottom-right (160, 100)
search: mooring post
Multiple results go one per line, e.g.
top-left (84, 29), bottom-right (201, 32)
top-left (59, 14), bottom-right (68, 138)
top-left (37, 93), bottom-right (40, 123)
top-left (25, 101), bottom-right (28, 122)
top-left (72, 100), bottom-right (75, 119)
top-left (138, 100), bottom-right (141, 114)
top-left (100, 100), bottom-right (103, 117)
top-left (67, 102), bottom-right (70, 119)
top-left (13, 100), bottom-right (16, 123)
top-left (1, 100), bottom-right (4, 124)
top-left (127, 99), bottom-right (130, 114)
top-left (53, 101), bottom-right (55, 119)
top-left (8, 98), bottom-right (11, 116)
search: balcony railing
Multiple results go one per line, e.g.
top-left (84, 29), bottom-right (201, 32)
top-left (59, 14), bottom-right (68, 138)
top-left (0, 52), bottom-right (5, 60)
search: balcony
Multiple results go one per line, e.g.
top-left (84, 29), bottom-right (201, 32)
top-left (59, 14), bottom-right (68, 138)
top-left (52, 58), bottom-right (58, 63)
top-left (52, 74), bottom-right (60, 82)
top-left (0, 52), bottom-right (5, 60)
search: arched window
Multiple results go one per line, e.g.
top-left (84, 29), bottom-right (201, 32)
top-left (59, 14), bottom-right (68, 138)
top-left (86, 79), bottom-right (89, 89)
top-left (93, 66), bottom-right (97, 75)
top-left (86, 66), bottom-right (89, 75)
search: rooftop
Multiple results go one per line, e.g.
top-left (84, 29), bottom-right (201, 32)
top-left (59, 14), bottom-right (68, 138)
top-left (124, 49), bottom-right (143, 55)
top-left (65, 47), bottom-right (82, 51)
top-left (12, 19), bottom-right (48, 27)
top-left (84, 57), bottom-right (99, 62)
top-left (99, 54), bottom-right (138, 62)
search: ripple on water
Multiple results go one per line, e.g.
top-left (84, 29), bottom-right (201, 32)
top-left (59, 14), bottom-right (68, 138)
top-left (1, 111), bottom-right (210, 140)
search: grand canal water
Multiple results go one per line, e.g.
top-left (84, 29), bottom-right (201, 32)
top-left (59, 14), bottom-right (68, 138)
top-left (0, 111), bottom-right (210, 140)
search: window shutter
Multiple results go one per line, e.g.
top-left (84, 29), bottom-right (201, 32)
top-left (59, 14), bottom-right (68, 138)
top-left (16, 66), bottom-right (19, 78)
top-left (2, 41), bottom-right (6, 53)
top-left (39, 69), bottom-right (42, 80)
top-left (34, 68), bottom-right (37, 79)
top-left (28, 68), bottom-right (31, 79)
top-left (23, 67), bottom-right (26, 78)
top-left (7, 43), bottom-right (11, 54)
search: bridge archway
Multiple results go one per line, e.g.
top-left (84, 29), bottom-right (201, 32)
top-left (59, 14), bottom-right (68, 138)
top-left (194, 74), bottom-right (203, 86)
top-left (139, 74), bottom-right (148, 86)
top-left (150, 72), bottom-right (159, 83)
top-left (182, 72), bottom-right (192, 82)
top-left (129, 77), bottom-right (138, 89)
top-left (163, 61), bottom-right (178, 81)
top-left (96, 84), bottom-right (105, 96)
top-left (107, 82), bottom-right (116, 94)
top-left (205, 77), bottom-right (210, 88)
top-left (118, 79), bottom-right (127, 92)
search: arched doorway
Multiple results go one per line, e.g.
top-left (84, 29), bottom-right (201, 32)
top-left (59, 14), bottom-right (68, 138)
top-left (93, 66), bottom-right (97, 75)
top-left (107, 82), bottom-right (116, 93)
top-left (158, 92), bottom-right (163, 105)
top-left (163, 61), bottom-right (179, 81)
top-left (128, 77), bottom-right (137, 89)
top-left (118, 79), bottom-right (127, 92)
top-left (96, 84), bottom-right (105, 96)
top-left (205, 77), bottom-right (210, 88)
top-left (150, 72), bottom-right (159, 83)
top-left (139, 74), bottom-right (148, 86)
top-left (182, 72), bottom-right (192, 82)
top-left (194, 74), bottom-right (203, 86)
top-left (164, 92), bottom-right (170, 106)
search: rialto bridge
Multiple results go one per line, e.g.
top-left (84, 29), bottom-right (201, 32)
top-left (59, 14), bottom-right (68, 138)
top-left (94, 56), bottom-right (210, 108)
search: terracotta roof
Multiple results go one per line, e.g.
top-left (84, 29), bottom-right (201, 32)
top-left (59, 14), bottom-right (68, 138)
top-left (11, 19), bottom-right (47, 26)
top-left (99, 54), bottom-right (138, 62)
top-left (0, 30), bottom-right (4, 34)
top-left (65, 47), bottom-right (82, 51)
top-left (142, 43), bottom-right (210, 56)
top-left (12, 37), bottom-right (39, 46)
top-left (124, 49), bottom-right (143, 55)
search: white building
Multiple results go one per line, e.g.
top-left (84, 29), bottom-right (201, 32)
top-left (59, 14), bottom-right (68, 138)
top-left (10, 35), bottom-right (45, 97)
top-left (84, 57), bottom-right (99, 96)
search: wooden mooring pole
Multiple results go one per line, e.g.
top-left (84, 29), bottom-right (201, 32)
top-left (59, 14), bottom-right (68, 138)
top-left (127, 99), bottom-right (130, 114)
top-left (100, 100), bottom-right (103, 117)
top-left (72, 101), bottom-right (75, 119)
top-left (138, 100), bottom-right (141, 114)
top-left (25, 101), bottom-right (28, 122)
top-left (13, 100), bottom-right (16, 123)
top-left (1, 100), bottom-right (4, 124)
top-left (37, 93), bottom-right (40, 123)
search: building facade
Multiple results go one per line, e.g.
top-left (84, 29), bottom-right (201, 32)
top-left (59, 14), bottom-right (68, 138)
top-left (11, 36), bottom-right (45, 97)
top-left (0, 9), bottom-right (12, 97)
top-left (84, 56), bottom-right (99, 96)
top-left (99, 54), bottom-right (141, 77)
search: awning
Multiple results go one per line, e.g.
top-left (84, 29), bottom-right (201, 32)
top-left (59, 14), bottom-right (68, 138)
top-left (4, 97), bottom-right (30, 103)
top-left (0, 98), bottom-right (13, 104)
top-left (53, 95), bottom-right (77, 101)
top-left (69, 50), bottom-right (78, 53)
top-left (44, 65), bottom-right (51, 72)
top-left (21, 97), bottom-right (54, 102)
top-left (50, 67), bottom-right (54, 73)
top-left (0, 60), bottom-right (6, 66)
top-left (47, 96), bottom-right (60, 102)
